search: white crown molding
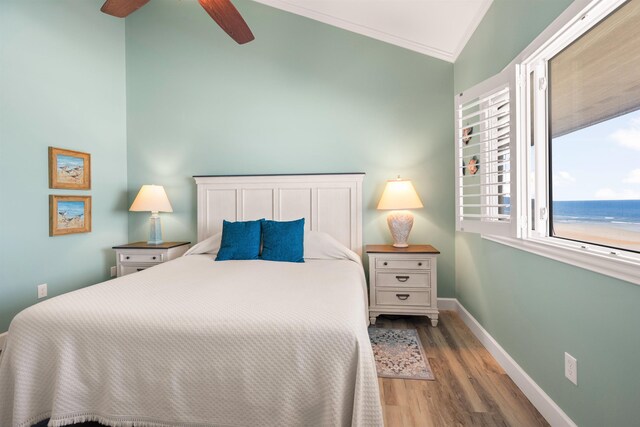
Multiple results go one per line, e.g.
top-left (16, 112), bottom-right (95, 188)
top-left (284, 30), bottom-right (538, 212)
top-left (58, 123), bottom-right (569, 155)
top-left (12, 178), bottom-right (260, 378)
top-left (451, 0), bottom-right (494, 61)
top-left (251, 0), bottom-right (456, 62)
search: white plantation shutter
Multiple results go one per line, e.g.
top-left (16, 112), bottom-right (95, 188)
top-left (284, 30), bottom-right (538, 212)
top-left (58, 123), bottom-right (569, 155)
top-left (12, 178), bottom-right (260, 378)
top-left (455, 65), bottom-right (520, 237)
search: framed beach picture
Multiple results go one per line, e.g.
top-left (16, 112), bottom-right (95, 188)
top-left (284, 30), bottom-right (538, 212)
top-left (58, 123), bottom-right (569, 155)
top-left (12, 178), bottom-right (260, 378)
top-left (48, 147), bottom-right (91, 190)
top-left (49, 195), bottom-right (92, 236)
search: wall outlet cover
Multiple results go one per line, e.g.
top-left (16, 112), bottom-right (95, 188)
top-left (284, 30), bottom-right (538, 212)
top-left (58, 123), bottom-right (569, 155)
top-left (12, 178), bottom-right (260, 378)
top-left (110, 266), bottom-right (117, 277)
top-left (37, 283), bottom-right (47, 299)
top-left (565, 352), bottom-right (577, 385)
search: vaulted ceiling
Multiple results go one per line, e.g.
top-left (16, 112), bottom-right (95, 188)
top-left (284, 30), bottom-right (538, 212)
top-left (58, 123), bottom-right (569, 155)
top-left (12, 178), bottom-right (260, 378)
top-left (253, 0), bottom-right (493, 62)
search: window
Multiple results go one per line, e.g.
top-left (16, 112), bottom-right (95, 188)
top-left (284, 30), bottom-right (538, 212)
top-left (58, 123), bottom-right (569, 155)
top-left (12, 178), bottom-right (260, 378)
top-left (455, 0), bottom-right (640, 285)
top-left (547, 0), bottom-right (640, 254)
top-left (550, 113), bottom-right (640, 254)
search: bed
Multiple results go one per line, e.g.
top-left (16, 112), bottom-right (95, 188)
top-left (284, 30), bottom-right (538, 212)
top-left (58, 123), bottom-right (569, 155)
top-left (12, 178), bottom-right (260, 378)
top-left (0, 174), bottom-right (383, 427)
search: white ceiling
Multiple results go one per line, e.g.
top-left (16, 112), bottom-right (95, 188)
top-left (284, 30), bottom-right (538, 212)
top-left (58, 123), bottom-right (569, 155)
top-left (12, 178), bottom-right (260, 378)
top-left (252, 0), bottom-right (494, 62)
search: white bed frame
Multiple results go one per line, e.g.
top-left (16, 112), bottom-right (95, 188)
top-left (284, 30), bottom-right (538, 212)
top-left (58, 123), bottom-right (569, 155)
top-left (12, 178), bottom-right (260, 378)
top-left (194, 174), bottom-right (364, 256)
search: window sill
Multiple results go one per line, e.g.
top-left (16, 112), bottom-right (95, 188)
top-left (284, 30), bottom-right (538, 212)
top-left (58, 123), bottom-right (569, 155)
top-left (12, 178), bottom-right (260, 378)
top-left (482, 234), bottom-right (640, 287)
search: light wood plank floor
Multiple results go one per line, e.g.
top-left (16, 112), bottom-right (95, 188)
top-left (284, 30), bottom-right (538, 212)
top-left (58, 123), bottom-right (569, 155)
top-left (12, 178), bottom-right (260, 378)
top-left (374, 311), bottom-right (549, 427)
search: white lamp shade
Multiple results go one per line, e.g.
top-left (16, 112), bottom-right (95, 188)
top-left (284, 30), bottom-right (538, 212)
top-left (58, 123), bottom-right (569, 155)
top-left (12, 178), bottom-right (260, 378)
top-left (377, 178), bottom-right (423, 210)
top-left (129, 185), bottom-right (173, 213)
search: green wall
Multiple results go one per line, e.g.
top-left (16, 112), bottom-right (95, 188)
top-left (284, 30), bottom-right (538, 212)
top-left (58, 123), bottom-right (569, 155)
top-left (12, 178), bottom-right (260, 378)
top-left (125, 0), bottom-right (456, 296)
top-left (7, 2), bottom-right (633, 424)
top-left (454, 0), bottom-right (573, 93)
top-left (0, 0), bottom-right (128, 332)
top-left (454, 1), bottom-right (640, 425)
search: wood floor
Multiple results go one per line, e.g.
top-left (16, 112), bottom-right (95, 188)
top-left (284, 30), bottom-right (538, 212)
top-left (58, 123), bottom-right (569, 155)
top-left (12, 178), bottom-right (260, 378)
top-left (374, 311), bottom-right (549, 427)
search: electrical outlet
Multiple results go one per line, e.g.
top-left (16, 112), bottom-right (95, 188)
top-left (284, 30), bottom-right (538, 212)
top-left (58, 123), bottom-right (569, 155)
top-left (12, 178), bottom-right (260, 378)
top-left (37, 283), bottom-right (47, 299)
top-left (110, 266), bottom-right (117, 277)
top-left (565, 352), bottom-right (577, 385)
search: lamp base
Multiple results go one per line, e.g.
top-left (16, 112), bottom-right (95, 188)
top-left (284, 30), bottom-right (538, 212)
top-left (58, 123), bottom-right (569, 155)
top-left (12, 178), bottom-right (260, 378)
top-left (148, 212), bottom-right (163, 245)
top-left (387, 210), bottom-right (414, 248)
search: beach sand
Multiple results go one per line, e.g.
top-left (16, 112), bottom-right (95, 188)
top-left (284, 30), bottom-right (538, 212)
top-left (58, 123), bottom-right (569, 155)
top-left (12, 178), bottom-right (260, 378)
top-left (57, 215), bottom-right (84, 229)
top-left (57, 167), bottom-right (84, 184)
top-left (553, 222), bottom-right (640, 251)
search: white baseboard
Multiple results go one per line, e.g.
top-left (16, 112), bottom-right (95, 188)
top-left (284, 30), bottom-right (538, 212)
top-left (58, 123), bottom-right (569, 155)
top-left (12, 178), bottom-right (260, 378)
top-left (437, 297), bottom-right (458, 311)
top-left (0, 332), bottom-right (7, 351)
top-left (451, 300), bottom-right (577, 427)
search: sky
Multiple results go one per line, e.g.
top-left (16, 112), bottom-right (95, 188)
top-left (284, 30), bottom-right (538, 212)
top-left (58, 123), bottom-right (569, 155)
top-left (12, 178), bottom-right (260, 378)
top-left (552, 110), bottom-right (640, 201)
top-left (57, 201), bottom-right (85, 217)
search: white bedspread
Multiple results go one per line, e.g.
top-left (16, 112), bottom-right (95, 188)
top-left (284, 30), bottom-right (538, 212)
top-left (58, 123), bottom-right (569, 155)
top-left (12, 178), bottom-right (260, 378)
top-left (0, 256), bottom-right (382, 427)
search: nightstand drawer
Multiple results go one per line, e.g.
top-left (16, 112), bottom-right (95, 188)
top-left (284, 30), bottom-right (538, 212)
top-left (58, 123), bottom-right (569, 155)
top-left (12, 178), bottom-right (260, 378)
top-left (376, 258), bottom-right (430, 270)
top-left (376, 272), bottom-right (430, 288)
top-left (113, 242), bottom-right (190, 278)
top-left (119, 253), bottom-right (164, 264)
top-left (376, 290), bottom-right (431, 307)
top-left (120, 265), bottom-right (151, 276)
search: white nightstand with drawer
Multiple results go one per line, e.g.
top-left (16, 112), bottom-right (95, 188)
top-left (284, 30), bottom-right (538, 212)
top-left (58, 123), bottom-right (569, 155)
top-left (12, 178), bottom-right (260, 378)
top-left (112, 242), bottom-right (190, 277)
top-left (366, 244), bottom-right (440, 326)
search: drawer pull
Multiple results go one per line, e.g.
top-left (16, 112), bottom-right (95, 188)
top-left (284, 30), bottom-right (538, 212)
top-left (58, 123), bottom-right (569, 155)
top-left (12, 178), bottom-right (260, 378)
top-left (418, 262), bottom-right (423, 266)
top-left (396, 294), bottom-right (410, 301)
top-left (126, 256), bottom-right (130, 260)
top-left (152, 256), bottom-right (157, 260)
top-left (395, 275), bottom-right (410, 282)
top-left (383, 262), bottom-right (388, 266)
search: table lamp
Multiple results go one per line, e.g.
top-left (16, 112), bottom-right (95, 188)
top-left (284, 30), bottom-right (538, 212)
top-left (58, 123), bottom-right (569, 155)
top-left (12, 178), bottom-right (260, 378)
top-left (130, 185), bottom-right (173, 245)
top-left (377, 177), bottom-right (423, 248)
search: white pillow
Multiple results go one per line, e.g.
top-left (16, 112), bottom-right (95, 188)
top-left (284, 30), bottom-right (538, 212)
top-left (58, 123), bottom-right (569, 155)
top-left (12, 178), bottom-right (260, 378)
top-left (304, 231), bottom-right (362, 264)
top-left (183, 232), bottom-right (222, 256)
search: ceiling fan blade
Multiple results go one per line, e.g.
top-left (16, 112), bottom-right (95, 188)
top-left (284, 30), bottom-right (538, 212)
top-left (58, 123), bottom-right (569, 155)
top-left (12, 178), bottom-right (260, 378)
top-left (100, 0), bottom-right (150, 18)
top-left (198, 0), bottom-right (255, 44)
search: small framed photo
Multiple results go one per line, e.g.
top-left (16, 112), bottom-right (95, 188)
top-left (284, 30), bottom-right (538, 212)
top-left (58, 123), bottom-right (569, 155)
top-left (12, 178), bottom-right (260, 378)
top-left (50, 195), bottom-right (92, 236)
top-left (49, 147), bottom-right (91, 190)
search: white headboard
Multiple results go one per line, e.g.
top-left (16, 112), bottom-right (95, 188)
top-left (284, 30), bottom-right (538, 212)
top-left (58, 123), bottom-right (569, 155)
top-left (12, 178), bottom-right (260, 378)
top-left (194, 174), bottom-right (364, 256)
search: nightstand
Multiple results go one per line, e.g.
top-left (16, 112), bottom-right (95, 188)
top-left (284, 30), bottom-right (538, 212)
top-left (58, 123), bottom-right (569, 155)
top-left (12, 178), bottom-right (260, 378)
top-left (366, 244), bottom-right (440, 326)
top-left (112, 242), bottom-right (190, 277)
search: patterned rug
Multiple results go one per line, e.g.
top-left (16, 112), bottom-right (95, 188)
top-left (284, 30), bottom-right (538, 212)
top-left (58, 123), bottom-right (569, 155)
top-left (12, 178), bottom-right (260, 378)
top-left (368, 328), bottom-right (435, 380)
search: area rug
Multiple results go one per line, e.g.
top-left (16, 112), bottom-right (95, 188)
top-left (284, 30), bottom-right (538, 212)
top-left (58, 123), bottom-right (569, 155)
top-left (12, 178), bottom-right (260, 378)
top-left (368, 328), bottom-right (435, 380)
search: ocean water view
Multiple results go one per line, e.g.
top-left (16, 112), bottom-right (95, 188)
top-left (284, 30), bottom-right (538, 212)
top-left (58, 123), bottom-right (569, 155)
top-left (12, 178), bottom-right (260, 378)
top-left (552, 200), bottom-right (640, 228)
top-left (552, 200), bottom-right (640, 252)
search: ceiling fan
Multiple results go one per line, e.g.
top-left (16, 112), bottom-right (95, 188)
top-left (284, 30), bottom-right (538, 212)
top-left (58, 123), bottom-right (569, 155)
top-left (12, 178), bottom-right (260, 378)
top-left (100, 0), bottom-right (254, 44)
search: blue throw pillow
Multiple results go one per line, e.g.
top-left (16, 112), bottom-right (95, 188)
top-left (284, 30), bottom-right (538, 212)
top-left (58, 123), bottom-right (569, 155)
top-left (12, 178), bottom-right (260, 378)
top-left (215, 219), bottom-right (262, 261)
top-left (260, 218), bottom-right (305, 263)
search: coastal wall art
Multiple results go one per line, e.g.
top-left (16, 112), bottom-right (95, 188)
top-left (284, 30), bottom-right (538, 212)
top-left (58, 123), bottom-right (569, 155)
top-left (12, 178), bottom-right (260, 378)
top-left (49, 195), bottom-right (92, 236)
top-left (48, 147), bottom-right (91, 190)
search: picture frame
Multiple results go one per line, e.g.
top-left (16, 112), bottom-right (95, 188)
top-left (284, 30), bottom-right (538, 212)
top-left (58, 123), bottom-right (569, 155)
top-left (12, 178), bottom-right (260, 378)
top-left (48, 147), bottom-right (91, 190)
top-left (49, 195), bottom-right (92, 236)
